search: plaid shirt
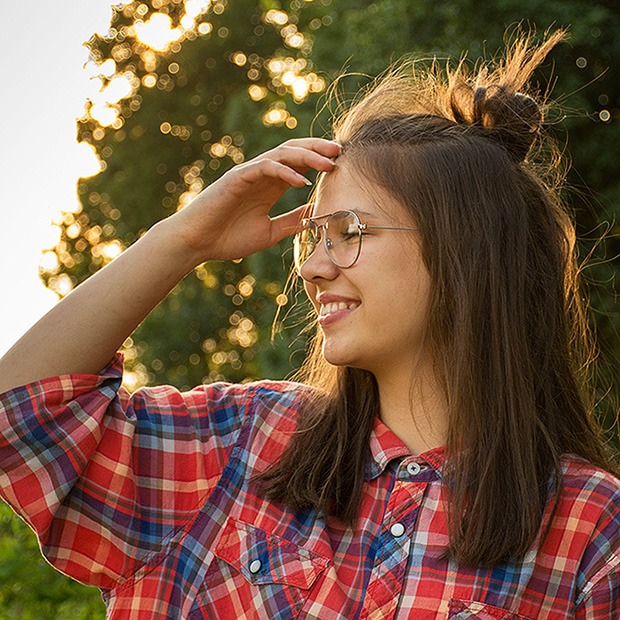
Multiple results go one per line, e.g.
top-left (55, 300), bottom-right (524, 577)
top-left (0, 355), bottom-right (619, 619)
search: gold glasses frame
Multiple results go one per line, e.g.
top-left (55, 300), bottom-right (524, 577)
top-left (293, 209), bottom-right (417, 271)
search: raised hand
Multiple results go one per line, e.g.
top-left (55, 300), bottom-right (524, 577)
top-left (166, 138), bottom-right (340, 265)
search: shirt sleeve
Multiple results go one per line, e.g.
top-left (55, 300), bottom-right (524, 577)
top-left (574, 564), bottom-right (620, 619)
top-left (0, 354), bottom-right (254, 589)
top-left (573, 470), bottom-right (620, 619)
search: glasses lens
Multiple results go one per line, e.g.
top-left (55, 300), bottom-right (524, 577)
top-left (325, 211), bottom-right (361, 268)
top-left (293, 223), bottom-right (318, 272)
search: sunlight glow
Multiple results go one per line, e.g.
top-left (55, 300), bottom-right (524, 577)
top-left (39, 251), bottom-right (60, 274)
top-left (281, 71), bottom-right (295, 86)
top-left (227, 316), bottom-right (258, 348)
top-left (248, 84), bottom-right (267, 101)
top-left (185, 0), bottom-right (211, 18)
top-left (122, 364), bottom-right (150, 392)
top-left (90, 103), bottom-right (119, 127)
top-left (265, 10), bottom-right (288, 25)
top-left (40, 224), bottom-right (62, 249)
top-left (180, 14), bottom-right (195, 30)
top-left (48, 273), bottom-right (74, 297)
top-left (135, 13), bottom-right (182, 51)
top-left (292, 77), bottom-right (310, 101)
top-left (232, 52), bottom-right (247, 66)
top-left (268, 59), bottom-right (284, 73)
top-left (102, 74), bottom-right (134, 104)
top-left (264, 57), bottom-right (323, 103)
top-left (85, 58), bottom-right (115, 79)
top-left (286, 33), bottom-right (304, 48)
top-left (76, 141), bottom-right (105, 178)
top-left (99, 58), bottom-right (117, 78)
top-left (100, 240), bottom-right (124, 261)
top-left (263, 107), bottom-right (289, 125)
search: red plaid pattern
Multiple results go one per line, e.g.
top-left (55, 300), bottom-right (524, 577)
top-left (1, 354), bottom-right (618, 619)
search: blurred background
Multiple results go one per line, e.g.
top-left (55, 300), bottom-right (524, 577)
top-left (0, 0), bottom-right (618, 616)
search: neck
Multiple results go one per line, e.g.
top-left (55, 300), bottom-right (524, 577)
top-left (374, 359), bottom-right (449, 456)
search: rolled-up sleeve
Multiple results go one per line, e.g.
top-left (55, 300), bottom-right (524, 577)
top-left (0, 355), bottom-right (252, 589)
top-left (575, 565), bottom-right (620, 619)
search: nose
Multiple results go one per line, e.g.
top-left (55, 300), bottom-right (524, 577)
top-left (299, 235), bottom-right (340, 283)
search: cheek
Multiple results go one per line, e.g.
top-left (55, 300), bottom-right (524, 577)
top-left (384, 252), bottom-right (432, 313)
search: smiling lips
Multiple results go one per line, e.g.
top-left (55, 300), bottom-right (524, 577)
top-left (317, 300), bottom-right (361, 327)
top-left (319, 301), bottom-right (360, 317)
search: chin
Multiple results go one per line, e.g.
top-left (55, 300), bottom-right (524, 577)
top-left (321, 344), bottom-right (351, 367)
top-left (321, 343), bottom-right (368, 370)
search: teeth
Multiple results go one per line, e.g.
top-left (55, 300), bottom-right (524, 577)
top-left (319, 301), bottom-right (360, 316)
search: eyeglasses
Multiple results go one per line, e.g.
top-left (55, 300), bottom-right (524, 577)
top-left (293, 209), bottom-right (417, 271)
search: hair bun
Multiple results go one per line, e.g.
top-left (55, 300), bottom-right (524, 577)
top-left (471, 85), bottom-right (542, 162)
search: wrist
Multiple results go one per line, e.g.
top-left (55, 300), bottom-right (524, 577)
top-left (147, 216), bottom-right (207, 273)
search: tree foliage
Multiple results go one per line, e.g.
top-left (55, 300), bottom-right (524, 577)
top-left (2, 0), bottom-right (618, 615)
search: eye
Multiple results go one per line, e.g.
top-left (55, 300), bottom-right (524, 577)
top-left (338, 222), bottom-right (360, 241)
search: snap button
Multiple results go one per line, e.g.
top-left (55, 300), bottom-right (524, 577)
top-left (406, 462), bottom-right (422, 476)
top-left (390, 522), bottom-right (405, 538)
top-left (249, 559), bottom-right (262, 574)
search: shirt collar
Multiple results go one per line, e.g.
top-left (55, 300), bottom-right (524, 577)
top-left (364, 415), bottom-right (446, 480)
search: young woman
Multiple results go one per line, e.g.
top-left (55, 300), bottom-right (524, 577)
top-left (0, 31), bottom-right (618, 619)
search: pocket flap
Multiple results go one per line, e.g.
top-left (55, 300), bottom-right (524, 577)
top-left (448, 599), bottom-right (531, 619)
top-left (214, 517), bottom-right (329, 590)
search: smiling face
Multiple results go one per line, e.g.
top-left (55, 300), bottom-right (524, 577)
top-left (300, 160), bottom-right (433, 380)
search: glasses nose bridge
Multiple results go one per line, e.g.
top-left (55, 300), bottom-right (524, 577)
top-left (306, 219), bottom-right (332, 257)
top-left (310, 219), bottom-right (327, 242)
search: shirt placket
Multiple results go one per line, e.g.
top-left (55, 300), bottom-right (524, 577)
top-left (360, 460), bottom-right (433, 620)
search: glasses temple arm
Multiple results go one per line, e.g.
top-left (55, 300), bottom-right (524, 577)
top-left (360, 224), bottom-right (418, 231)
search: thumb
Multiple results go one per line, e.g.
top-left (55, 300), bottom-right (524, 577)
top-left (269, 204), bottom-right (312, 245)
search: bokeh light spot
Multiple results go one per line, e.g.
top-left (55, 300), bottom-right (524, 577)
top-left (233, 52), bottom-right (247, 66)
top-left (248, 85), bottom-right (267, 101)
top-left (143, 74), bottom-right (158, 88)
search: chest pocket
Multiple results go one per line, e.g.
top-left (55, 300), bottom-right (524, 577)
top-left (448, 599), bottom-right (532, 620)
top-left (190, 517), bottom-right (329, 619)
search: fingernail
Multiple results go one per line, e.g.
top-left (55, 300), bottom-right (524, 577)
top-left (303, 177), bottom-right (313, 186)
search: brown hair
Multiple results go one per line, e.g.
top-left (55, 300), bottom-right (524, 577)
top-left (259, 30), bottom-right (619, 566)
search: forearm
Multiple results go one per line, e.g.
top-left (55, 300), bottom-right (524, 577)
top-left (0, 138), bottom-right (339, 393)
top-left (0, 218), bottom-right (199, 392)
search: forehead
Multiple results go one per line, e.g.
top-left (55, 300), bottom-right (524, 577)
top-left (313, 160), bottom-right (408, 223)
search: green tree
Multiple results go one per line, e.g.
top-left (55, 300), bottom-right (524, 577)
top-left (44, 0), bottom-right (334, 391)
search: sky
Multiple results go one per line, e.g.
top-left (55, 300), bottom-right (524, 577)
top-left (0, 2), bottom-right (116, 357)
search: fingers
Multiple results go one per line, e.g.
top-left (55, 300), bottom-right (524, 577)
top-left (239, 159), bottom-right (316, 188)
top-left (256, 139), bottom-right (341, 175)
top-left (279, 137), bottom-right (342, 158)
